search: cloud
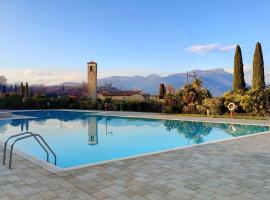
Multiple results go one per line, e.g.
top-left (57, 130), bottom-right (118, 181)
top-left (3, 68), bottom-right (85, 85)
top-left (187, 44), bottom-right (236, 54)
top-left (219, 45), bottom-right (236, 52)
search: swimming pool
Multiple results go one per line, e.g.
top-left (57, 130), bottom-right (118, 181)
top-left (0, 111), bottom-right (269, 169)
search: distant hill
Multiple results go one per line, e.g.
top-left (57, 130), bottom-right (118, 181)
top-left (58, 68), bottom-right (233, 96)
top-left (98, 68), bottom-right (233, 96)
top-left (59, 82), bottom-right (81, 87)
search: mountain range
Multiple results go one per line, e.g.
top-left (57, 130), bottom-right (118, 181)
top-left (97, 68), bottom-right (233, 96)
top-left (59, 68), bottom-right (233, 96)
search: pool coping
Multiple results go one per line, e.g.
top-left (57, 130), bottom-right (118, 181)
top-left (1, 109), bottom-right (270, 172)
top-left (0, 114), bottom-right (37, 121)
top-left (9, 109), bottom-right (270, 126)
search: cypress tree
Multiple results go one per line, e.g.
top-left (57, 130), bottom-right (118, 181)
top-left (14, 84), bottom-right (18, 94)
top-left (159, 83), bottom-right (166, 99)
top-left (252, 42), bottom-right (265, 90)
top-left (233, 45), bottom-right (246, 90)
top-left (25, 82), bottom-right (29, 97)
top-left (20, 82), bottom-right (25, 97)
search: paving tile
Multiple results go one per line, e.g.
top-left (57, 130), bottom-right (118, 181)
top-left (1, 130), bottom-right (270, 199)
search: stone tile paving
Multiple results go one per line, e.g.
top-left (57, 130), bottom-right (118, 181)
top-left (1, 133), bottom-right (270, 199)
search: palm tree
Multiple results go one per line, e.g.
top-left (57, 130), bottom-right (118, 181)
top-left (192, 78), bottom-right (202, 90)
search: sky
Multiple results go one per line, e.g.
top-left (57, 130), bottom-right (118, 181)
top-left (1, 0), bottom-right (270, 85)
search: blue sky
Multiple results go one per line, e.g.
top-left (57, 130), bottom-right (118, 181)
top-left (1, 0), bottom-right (270, 84)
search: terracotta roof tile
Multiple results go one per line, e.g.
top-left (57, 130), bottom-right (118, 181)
top-left (99, 90), bottom-right (144, 96)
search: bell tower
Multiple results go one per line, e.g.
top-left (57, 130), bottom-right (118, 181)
top-left (87, 61), bottom-right (97, 100)
top-left (88, 117), bottom-right (98, 145)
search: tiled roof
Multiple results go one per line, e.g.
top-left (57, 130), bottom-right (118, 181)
top-left (87, 61), bottom-right (97, 64)
top-left (99, 90), bottom-right (146, 96)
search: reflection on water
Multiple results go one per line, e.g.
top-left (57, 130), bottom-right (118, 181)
top-left (163, 120), bottom-right (269, 144)
top-left (0, 111), bottom-right (269, 168)
top-left (1, 111), bottom-right (269, 146)
top-left (88, 117), bottom-right (98, 145)
top-left (163, 120), bottom-right (212, 144)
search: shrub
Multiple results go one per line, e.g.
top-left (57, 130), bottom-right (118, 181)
top-left (3, 94), bottom-right (23, 109)
top-left (223, 91), bottom-right (243, 112)
top-left (196, 105), bottom-right (207, 115)
top-left (22, 97), bottom-right (36, 109)
top-left (203, 98), bottom-right (224, 115)
top-left (87, 100), bottom-right (97, 109)
top-left (104, 97), bottom-right (112, 103)
top-left (182, 104), bottom-right (197, 114)
top-left (163, 94), bottom-right (182, 113)
top-left (78, 101), bottom-right (88, 109)
top-left (223, 89), bottom-right (270, 115)
top-left (68, 102), bottom-right (79, 109)
top-left (245, 89), bottom-right (270, 115)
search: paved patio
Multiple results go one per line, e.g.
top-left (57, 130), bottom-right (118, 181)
top-left (1, 130), bottom-right (270, 200)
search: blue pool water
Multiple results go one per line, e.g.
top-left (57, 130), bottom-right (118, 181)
top-left (0, 111), bottom-right (269, 168)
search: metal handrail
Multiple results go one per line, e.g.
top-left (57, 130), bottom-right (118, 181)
top-left (3, 132), bottom-right (49, 165)
top-left (3, 132), bottom-right (57, 169)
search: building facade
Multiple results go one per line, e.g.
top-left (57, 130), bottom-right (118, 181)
top-left (87, 61), bottom-right (97, 100)
top-left (98, 91), bottom-right (148, 102)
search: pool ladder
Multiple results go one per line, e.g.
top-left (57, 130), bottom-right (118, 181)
top-left (2, 132), bottom-right (57, 169)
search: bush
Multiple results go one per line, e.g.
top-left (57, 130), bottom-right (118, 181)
top-left (97, 101), bottom-right (104, 110)
top-left (22, 97), bottom-right (36, 109)
top-left (68, 102), bottom-right (79, 109)
top-left (78, 101), bottom-right (88, 109)
top-left (223, 89), bottom-right (270, 115)
top-left (223, 91), bottom-right (242, 112)
top-left (203, 98), bottom-right (224, 115)
top-left (196, 105), bottom-right (207, 115)
top-left (182, 104), bottom-right (197, 114)
top-left (87, 100), bottom-right (97, 109)
top-left (3, 94), bottom-right (23, 109)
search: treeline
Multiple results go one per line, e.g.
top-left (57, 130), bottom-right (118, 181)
top-left (0, 81), bottom-right (30, 96)
top-left (0, 94), bottom-right (163, 112)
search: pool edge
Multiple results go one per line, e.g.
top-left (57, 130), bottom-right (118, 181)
top-left (1, 129), bottom-right (269, 173)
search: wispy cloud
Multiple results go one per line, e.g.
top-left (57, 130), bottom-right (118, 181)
top-left (187, 44), bottom-right (236, 54)
top-left (2, 68), bottom-right (85, 85)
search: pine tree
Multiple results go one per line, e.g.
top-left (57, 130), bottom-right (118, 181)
top-left (252, 42), bottom-right (265, 90)
top-left (159, 83), bottom-right (166, 99)
top-left (233, 45), bottom-right (246, 90)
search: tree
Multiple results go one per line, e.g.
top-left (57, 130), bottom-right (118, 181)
top-left (252, 42), bottom-right (265, 90)
top-left (177, 79), bottom-right (211, 114)
top-left (166, 85), bottom-right (175, 94)
top-left (191, 78), bottom-right (203, 90)
top-left (20, 82), bottom-right (25, 97)
top-left (14, 84), bottom-right (18, 94)
top-left (25, 82), bottom-right (29, 97)
top-left (159, 83), bottom-right (166, 99)
top-left (233, 45), bottom-right (246, 90)
top-left (2, 85), bottom-right (6, 93)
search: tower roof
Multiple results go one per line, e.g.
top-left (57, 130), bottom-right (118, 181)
top-left (87, 61), bottom-right (97, 65)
